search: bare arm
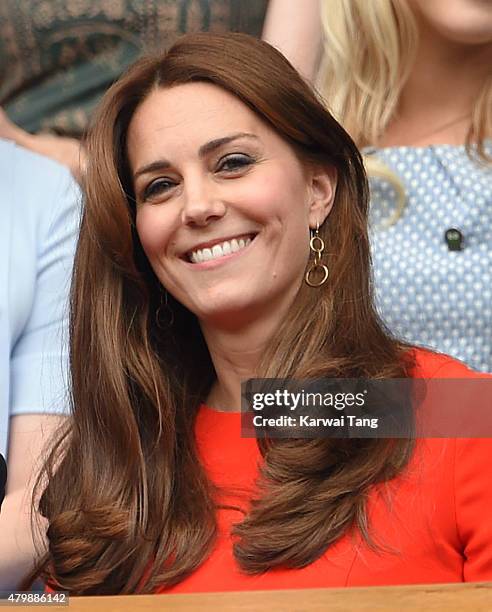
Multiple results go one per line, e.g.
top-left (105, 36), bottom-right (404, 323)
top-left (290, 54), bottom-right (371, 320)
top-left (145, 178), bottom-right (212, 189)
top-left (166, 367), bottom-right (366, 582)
top-left (0, 415), bottom-right (66, 588)
top-left (262, 0), bottom-right (322, 82)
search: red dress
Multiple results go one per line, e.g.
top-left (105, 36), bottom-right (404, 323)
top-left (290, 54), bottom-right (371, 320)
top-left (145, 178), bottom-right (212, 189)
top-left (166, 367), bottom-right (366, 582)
top-left (159, 350), bottom-right (492, 593)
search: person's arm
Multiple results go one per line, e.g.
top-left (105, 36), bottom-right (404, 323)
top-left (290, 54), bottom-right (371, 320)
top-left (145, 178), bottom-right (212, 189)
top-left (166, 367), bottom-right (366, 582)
top-left (0, 150), bottom-right (79, 588)
top-left (455, 436), bottom-right (492, 581)
top-left (262, 0), bottom-right (322, 82)
top-left (0, 415), bottom-right (65, 589)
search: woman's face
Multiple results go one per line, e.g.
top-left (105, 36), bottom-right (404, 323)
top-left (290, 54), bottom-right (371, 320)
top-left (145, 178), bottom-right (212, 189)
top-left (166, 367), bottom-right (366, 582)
top-left (408, 0), bottom-right (492, 45)
top-left (127, 82), bottom-right (335, 328)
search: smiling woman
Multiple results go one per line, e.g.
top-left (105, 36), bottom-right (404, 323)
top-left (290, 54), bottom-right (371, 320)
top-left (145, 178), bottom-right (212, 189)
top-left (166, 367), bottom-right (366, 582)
top-left (23, 32), bottom-right (492, 594)
top-left (129, 81), bottom-right (335, 330)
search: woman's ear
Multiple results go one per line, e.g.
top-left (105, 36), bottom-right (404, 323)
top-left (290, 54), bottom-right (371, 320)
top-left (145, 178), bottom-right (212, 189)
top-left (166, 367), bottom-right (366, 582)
top-left (307, 164), bottom-right (337, 228)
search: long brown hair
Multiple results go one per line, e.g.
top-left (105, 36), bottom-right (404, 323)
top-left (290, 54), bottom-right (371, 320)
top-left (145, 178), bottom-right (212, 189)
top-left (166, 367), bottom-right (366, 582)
top-left (27, 33), bottom-right (414, 594)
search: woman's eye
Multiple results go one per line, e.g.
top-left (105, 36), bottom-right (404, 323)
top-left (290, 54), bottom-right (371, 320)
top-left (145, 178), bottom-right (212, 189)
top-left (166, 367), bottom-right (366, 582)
top-left (142, 178), bottom-right (176, 201)
top-left (217, 154), bottom-right (254, 173)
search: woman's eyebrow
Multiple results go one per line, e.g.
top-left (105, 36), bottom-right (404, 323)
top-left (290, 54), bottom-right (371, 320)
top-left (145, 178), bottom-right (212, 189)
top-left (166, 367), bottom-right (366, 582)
top-left (133, 132), bottom-right (259, 180)
top-left (198, 132), bottom-right (259, 157)
top-left (133, 159), bottom-right (171, 180)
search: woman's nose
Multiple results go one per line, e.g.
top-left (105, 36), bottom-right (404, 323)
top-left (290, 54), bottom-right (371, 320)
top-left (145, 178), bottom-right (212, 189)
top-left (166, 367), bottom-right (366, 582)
top-left (181, 179), bottom-right (226, 227)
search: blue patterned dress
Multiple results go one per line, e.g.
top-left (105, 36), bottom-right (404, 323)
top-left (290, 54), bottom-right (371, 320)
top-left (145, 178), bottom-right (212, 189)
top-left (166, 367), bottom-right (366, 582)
top-left (368, 144), bottom-right (492, 372)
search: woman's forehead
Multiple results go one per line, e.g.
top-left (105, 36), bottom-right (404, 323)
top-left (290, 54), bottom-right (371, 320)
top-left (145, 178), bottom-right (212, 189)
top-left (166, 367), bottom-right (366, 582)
top-left (130, 82), bottom-right (258, 137)
top-left (126, 82), bottom-right (281, 170)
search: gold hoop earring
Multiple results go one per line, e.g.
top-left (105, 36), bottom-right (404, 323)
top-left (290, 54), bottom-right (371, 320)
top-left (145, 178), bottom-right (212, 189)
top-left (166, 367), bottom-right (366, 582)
top-left (305, 222), bottom-right (329, 287)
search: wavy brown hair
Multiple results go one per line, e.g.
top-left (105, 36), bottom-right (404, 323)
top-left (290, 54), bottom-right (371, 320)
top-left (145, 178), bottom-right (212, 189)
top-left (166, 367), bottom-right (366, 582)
top-left (26, 33), bottom-right (414, 594)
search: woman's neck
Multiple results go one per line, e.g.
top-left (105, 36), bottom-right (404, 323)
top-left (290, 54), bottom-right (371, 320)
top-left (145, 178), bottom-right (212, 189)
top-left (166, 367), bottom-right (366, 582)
top-left (380, 23), bottom-right (492, 148)
top-left (201, 314), bottom-right (280, 413)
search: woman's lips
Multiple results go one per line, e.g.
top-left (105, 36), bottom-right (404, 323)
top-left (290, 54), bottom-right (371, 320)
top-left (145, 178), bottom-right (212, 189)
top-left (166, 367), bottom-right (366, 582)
top-left (186, 233), bottom-right (257, 264)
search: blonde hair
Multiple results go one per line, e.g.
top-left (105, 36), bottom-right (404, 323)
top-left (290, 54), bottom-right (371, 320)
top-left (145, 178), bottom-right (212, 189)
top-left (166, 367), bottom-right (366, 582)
top-left (318, 0), bottom-right (492, 224)
top-left (319, 0), bottom-right (417, 148)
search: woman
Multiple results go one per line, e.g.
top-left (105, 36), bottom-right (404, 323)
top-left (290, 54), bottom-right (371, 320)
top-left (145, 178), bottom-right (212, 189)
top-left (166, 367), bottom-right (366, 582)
top-left (264, 0), bottom-right (492, 372)
top-left (26, 33), bottom-right (491, 594)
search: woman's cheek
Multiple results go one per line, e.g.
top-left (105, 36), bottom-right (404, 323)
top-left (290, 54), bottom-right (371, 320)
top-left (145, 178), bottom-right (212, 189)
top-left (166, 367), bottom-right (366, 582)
top-left (136, 208), bottom-right (167, 256)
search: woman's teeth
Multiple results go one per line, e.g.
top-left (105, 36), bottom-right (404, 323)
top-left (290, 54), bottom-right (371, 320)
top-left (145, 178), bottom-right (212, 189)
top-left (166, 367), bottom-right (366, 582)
top-left (190, 237), bottom-right (252, 263)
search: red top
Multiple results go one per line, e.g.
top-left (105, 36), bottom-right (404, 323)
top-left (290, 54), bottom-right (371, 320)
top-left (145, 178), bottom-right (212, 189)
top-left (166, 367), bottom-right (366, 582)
top-left (159, 350), bottom-right (492, 593)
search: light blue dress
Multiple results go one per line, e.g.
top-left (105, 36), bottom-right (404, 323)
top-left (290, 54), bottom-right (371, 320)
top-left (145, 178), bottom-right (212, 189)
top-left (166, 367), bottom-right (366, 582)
top-left (368, 143), bottom-right (492, 372)
top-left (0, 140), bottom-right (79, 457)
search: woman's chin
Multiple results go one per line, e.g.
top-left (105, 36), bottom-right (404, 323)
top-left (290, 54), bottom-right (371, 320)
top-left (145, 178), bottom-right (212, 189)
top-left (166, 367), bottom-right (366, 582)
top-left (194, 299), bottom-right (260, 332)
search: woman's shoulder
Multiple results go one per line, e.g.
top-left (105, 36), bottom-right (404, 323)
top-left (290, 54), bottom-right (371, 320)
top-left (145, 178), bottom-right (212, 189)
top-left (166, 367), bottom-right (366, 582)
top-left (0, 138), bottom-right (72, 181)
top-left (0, 139), bottom-right (76, 205)
top-left (409, 348), bottom-right (488, 379)
top-left (0, 139), bottom-right (80, 234)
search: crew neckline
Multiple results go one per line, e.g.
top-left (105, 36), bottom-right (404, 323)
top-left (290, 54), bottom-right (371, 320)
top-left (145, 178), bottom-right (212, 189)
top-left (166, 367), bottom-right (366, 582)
top-left (200, 403), bottom-right (242, 415)
top-left (363, 139), bottom-right (492, 155)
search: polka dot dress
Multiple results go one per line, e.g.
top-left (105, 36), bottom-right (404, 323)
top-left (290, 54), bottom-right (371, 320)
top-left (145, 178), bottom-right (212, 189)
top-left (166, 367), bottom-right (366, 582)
top-left (367, 143), bottom-right (492, 372)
